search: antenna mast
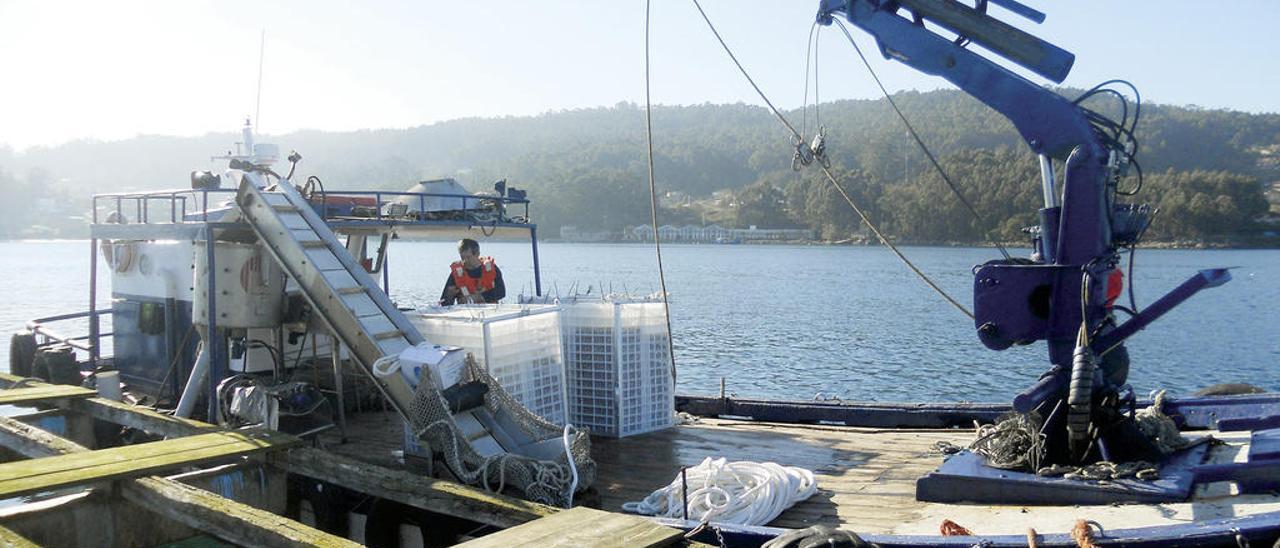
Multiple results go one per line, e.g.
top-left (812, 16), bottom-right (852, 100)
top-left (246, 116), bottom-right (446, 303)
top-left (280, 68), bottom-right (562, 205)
top-left (254, 29), bottom-right (265, 130)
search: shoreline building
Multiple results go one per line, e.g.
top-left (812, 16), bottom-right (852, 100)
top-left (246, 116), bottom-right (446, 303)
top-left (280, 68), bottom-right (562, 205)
top-left (623, 224), bottom-right (813, 243)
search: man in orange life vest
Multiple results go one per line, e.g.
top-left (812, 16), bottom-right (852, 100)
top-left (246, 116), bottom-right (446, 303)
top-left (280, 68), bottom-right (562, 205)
top-left (439, 238), bottom-right (505, 305)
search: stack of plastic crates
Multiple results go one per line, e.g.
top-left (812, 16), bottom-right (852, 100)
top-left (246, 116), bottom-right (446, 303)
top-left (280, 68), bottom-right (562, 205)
top-left (558, 297), bottom-right (674, 437)
top-left (409, 304), bottom-right (567, 424)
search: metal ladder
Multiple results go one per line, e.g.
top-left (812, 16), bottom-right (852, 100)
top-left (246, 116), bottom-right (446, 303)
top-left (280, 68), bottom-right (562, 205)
top-left (235, 179), bottom-right (420, 419)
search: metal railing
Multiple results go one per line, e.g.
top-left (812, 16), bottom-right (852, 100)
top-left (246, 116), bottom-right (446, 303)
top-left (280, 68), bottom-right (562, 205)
top-left (90, 188), bottom-right (532, 227)
top-left (25, 309), bottom-right (113, 358)
top-left (91, 189), bottom-right (238, 225)
top-left (307, 189), bottom-right (531, 225)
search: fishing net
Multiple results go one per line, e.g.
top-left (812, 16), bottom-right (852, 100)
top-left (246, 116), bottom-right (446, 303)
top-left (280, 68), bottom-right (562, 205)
top-left (406, 355), bottom-right (595, 507)
top-left (968, 390), bottom-right (1193, 481)
top-left (969, 411), bottom-right (1045, 471)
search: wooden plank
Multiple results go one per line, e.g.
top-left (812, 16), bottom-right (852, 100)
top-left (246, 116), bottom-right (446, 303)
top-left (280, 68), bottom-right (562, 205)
top-left (0, 524), bottom-right (39, 548)
top-left (0, 416), bottom-right (353, 548)
top-left (125, 477), bottom-right (358, 548)
top-left (0, 430), bottom-right (297, 499)
top-left (0, 385), bottom-right (95, 406)
top-left (281, 447), bottom-right (558, 529)
top-left (0, 417), bottom-right (85, 460)
top-left (1, 374), bottom-right (562, 532)
top-left (0, 373), bottom-right (216, 438)
top-left (456, 506), bottom-right (684, 548)
top-left (64, 396), bottom-right (218, 438)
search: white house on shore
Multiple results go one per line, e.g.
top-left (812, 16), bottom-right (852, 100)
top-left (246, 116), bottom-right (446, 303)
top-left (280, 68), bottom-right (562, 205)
top-left (559, 226), bottom-right (615, 242)
top-left (623, 224), bottom-right (813, 243)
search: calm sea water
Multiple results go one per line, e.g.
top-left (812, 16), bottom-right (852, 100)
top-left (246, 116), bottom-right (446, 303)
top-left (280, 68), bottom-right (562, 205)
top-left (2, 240), bottom-right (1277, 403)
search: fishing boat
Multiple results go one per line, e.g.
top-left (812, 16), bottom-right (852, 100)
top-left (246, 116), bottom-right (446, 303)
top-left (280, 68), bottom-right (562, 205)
top-left (4, 0), bottom-right (1280, 547)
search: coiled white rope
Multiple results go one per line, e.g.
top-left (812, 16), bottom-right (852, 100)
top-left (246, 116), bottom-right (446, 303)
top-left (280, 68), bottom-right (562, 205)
top-left (622, 457), bottom-right (818, 526)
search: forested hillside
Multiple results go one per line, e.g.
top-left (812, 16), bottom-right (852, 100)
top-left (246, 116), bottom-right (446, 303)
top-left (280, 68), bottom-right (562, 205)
top-left (2, 89), bottom-right (1277, 244)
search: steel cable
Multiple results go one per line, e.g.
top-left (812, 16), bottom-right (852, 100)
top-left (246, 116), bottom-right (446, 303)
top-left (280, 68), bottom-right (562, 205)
top-left (690, 0), bottom-right (974, 319)
top-left (830, 19), bottom-right (1012, 261)
top-left (645, 0), bottom-right (679, 384)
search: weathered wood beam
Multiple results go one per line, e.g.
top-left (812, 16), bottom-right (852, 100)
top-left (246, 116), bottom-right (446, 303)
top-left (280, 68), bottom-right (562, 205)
top-left (0, 373), bottom-right (583, 536)
top-left (65, 396), bottom-right (218, 438)
top-left (7, 409), bottom-right (66, 425)
top-left (0, 374), bottom-right (213, 437)
top-left (0, 385), bottom-right (94, 406)
top-left (280, 447), bottom-right (559, 529)
top-left (454, 506), bottom-right (685, 548)
top-left (1, 372), bottom-right (217, 438)
top-left (0, 430), bottom-right (298, 499)
top-left (0, 417), bottom-right (85, 458)
top-left (126, 477), bottom-right (356, 548)
top-left (0, 416), bottom-right (355, 548)
top-left (0, 524), bottom-right (39, 548)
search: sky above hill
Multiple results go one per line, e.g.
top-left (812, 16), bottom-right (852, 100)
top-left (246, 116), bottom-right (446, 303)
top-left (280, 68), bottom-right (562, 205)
top-left (1, 0), bottom-right (1277, 150)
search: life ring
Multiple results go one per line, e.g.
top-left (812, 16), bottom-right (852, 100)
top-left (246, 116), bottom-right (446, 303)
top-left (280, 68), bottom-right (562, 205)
top-left (101, 240), bottom-right (137, 273)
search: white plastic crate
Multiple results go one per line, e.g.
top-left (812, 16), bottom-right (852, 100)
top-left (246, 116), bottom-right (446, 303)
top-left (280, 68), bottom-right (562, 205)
top-left (559, 298), bottom-right (675, 437)
top-left (409, 304), bottom-right (567, 424)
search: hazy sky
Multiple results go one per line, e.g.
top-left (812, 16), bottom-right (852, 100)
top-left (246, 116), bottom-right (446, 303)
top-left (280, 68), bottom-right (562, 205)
top-left (1, 1), bottom-right (1277, 150)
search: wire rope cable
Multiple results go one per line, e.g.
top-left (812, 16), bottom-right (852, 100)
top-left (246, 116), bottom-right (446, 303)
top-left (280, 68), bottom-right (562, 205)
top-left (830, 19), bottom-right (1012, 261)
top-left (800, 23), bottom-right (822, 138)
top-left (690, 0), bottom-right (973, 319)
top-left (645, 0), bottom-right (679, 384)
top-left (817, 162), bottom-right (974, 318)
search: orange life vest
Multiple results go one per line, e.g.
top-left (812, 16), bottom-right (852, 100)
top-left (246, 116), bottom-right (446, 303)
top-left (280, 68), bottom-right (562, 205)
top-left (450, 256), bottom-right (498, 298)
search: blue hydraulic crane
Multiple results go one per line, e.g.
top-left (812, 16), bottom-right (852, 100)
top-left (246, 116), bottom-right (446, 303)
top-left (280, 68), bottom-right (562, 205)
top-left (815, 0), bottom-right (1230, 465)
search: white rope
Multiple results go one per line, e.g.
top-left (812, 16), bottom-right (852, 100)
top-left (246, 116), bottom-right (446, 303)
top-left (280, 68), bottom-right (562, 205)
top-left (562, 424), bottom-right (579, 508)
top-left (622, 457), bottom-right (818, 526)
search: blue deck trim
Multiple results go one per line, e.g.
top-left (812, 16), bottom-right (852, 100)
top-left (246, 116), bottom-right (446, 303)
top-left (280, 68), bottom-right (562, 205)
top-left (654, 508), bottom-right (1280, 547)
top-left (1215, 414), bottom-right (1280, 432)
top-left (675, 393), bottom-right (1280, 430)
top-left (674, 395), bottom-right (1007, 428)
top-left (1251, 428), bottom-right (1280, 460)
top-left (916, 446), bottom-right (1209, 505)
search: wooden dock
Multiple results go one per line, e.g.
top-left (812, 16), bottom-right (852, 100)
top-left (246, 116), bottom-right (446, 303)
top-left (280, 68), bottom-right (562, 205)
top-left (0, 373), bottom-right (358, 547)
top-left (456, 506), bottom-right (686, 547)
top-left (321, 410), bottom-right (965, 533)
top-left (0, 429), bottom-right (296, 500)
top-left (0, 373), bottom-right (701, 546)
top-left (592, 418), bottom-right (959, 531)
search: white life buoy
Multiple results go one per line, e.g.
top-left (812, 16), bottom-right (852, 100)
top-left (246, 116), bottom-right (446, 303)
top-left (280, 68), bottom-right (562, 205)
top-left (101, 240), bottom-right (137, 273)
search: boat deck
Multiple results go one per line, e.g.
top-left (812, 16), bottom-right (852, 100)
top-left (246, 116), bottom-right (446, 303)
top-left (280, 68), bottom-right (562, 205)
top-left (320, 411), bottom-right (1280, 537)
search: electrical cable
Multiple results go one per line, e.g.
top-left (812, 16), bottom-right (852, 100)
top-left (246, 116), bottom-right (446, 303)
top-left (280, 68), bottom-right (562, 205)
top-left (305, 175), bottom-right (327, 214)
top-left (246, 339), bottom-right (283, 379)
top-left (831, 19), bottom-right (1012, 261)
top-left (1074, 80), bottom-right (1144, 196)
top-left (690, 0), bottom-right (974, 319)
top-left (645, 0), bottom-right (679, 384)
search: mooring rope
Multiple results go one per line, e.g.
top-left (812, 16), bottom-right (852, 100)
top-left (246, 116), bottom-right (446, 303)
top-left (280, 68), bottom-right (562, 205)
top-left (622, 457), bottom-right (818, 526)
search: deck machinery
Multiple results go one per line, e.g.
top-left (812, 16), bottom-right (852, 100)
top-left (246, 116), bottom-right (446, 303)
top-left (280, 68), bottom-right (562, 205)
top-left (816, 0), bottom-right (1234, 503)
